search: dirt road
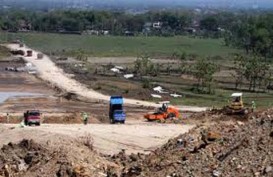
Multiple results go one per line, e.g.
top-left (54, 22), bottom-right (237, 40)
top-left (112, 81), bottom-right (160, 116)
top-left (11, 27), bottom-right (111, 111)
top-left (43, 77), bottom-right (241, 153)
top-left (5, 44), bottom-right (207, 112)
top-left (0, 121), bottom-right (194, 155)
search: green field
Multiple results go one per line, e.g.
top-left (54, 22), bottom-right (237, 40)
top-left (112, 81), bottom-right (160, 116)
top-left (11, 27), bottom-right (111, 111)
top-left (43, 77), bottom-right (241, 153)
top-left (0, 32), bottom-right (240, 57)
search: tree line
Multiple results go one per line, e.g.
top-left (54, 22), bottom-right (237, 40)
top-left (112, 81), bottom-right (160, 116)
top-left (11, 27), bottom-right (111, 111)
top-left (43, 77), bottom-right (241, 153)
top-left (0, 9), bottom-right (258, 37)
top-left (0, 10), bottom-right (192, 35)
top-left (225, 13), bottom-right (273, 58)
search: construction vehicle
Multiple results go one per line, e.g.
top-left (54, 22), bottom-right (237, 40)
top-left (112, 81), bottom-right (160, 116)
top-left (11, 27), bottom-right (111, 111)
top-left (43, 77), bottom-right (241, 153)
top-left (109, 96), bottom-right (126, 124)
top-left (10, 50), bottom-right (25, 56)
top-left (144, 102), bottom-right (180, 121)
top-left (24, 110), bottom-right (41, 126)
top-left (223, 93), bottom-right (248, 115)
top-left (26, 50), bottom-right (33, 57)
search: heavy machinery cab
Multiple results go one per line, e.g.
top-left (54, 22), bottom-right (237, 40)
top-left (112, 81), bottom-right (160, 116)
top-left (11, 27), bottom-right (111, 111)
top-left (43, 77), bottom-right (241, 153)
top-left (24, 110), bottom-right (41, 126)
top-left (159, 103), bottom-right (168, 113)
top-left (109, 96), bottom-right (126, 124)
top-left (230, 93), bottom-right (244, 110)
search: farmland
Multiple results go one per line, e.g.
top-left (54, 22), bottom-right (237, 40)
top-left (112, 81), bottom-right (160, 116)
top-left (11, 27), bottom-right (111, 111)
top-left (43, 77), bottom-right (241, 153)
top-left (0, 32), bottom-right (240, 58)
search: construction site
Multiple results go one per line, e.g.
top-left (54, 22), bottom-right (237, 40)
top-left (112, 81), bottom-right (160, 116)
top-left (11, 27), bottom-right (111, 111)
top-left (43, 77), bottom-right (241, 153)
top-left (0, 40), bottom-right (272, 177)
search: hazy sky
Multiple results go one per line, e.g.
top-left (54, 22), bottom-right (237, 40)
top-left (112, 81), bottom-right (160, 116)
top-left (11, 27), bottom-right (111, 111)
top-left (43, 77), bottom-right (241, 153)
top-left (2, 0), bottom-right (273, 9)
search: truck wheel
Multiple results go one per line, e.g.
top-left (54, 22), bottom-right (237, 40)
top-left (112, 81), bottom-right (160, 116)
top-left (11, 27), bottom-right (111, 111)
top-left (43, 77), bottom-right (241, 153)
top-left (36, 122), bottom-right (41, 126)
top-left (28, 122), bottom-right (32, 126)
top-left (121, 121), bottom-right (125, 124)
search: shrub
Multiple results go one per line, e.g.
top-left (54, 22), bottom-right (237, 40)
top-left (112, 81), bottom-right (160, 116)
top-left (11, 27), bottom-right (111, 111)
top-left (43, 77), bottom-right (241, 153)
top-left (142, 79), bottom-right (151, 89)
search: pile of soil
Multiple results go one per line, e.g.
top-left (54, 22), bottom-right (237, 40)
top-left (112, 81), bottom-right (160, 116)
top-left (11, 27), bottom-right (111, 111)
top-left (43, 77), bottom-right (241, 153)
top-left (182, 108), bottom-right (259, 127)
top-left (43, 113), bottom-right (88, 124)
top-left (109, 109), bottom-right (273, 177)
top-left (0, 139), bottom-right (116, 177)
top-left (0, 139), bottom-right (74, 177)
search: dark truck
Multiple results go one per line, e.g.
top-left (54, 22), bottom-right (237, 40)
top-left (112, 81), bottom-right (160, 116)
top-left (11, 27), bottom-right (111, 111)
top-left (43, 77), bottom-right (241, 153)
top-left (24, 110), bottom-right (41, 126)
top-left (109, 96), bottom-right (126, 124)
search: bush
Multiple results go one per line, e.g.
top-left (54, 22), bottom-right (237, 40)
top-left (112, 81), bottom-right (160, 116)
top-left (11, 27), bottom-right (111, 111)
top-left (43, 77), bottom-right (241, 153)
top-left (142, 79), bottom-right (151, 89)
top-left (179, 51), bottom-right (187, 61)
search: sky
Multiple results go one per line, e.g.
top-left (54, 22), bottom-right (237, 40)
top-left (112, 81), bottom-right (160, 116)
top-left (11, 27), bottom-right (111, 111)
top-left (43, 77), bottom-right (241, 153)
top-left (52, 0), bottom-right (273, 8)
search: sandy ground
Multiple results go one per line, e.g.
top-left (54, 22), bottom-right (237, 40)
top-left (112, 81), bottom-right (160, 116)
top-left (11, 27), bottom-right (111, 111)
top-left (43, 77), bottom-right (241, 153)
top-left (5, 44), bottom-right (207, 112)
top-left (0, 121), bottom-right (194, 155)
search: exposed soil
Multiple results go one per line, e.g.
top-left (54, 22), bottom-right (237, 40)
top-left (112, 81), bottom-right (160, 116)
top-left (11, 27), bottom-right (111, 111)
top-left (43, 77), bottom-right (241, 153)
top-left (0, 121), bottom-right (194, 155)
top-left (0, 60), bottom-right (53, 94)
top-left (0, 59), bottom-right (154, 124)
top-left (5, 44), bottom-right (163, 108)
top-left (0, 139), bottom-right (116, 177)
top-left (58, 63), bottom-right (153, 101)
top-left (1, 109), bottom-right (272, 177)
top-left (107, 109), bottom-right (273, 177)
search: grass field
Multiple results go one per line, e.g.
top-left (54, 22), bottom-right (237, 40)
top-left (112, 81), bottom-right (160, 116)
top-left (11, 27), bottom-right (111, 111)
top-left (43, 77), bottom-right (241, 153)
top-left (0, 32), bottom-right (240, 58)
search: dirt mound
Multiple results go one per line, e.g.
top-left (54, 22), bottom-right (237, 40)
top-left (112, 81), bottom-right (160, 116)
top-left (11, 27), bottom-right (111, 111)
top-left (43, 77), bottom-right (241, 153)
top-left (0, 139), bottom-right (76, 177)
top-left (187, 109), bottom-right (253, 124)
top-left (0, 139), bottom-right (116, 177)
top-left (109, 109), bottom-right (273, 177)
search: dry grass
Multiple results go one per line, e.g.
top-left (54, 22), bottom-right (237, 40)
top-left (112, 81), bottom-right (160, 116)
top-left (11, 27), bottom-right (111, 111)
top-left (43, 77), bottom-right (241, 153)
top-left (78, 133), bottom-right (94, 151)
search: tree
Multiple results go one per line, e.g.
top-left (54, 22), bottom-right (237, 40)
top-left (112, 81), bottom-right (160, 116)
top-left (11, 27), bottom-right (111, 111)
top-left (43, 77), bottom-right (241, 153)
top-left (243, 56), bottom-right (270, 92)
top-left (226, 14), bottom-right (273, 58)
top-left (233, 54), bottom-right (270, 92)
top-left (193, 58), bottom-right (218, 94)
top-left (134, 55), bottom-right (158, 77)
top-left (200, 16), bottom-right (218, 31)
top-left (232, 54), bottom-right (246, 89)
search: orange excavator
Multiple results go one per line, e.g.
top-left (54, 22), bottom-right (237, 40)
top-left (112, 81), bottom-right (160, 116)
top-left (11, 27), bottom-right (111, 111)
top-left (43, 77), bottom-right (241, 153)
top-left (144, 102), bottom-right (180, 121)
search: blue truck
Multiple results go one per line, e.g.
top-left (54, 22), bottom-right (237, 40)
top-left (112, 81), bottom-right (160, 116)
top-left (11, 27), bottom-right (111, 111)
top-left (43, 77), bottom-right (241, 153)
top-left (109, 96), bottom-right (126, 124)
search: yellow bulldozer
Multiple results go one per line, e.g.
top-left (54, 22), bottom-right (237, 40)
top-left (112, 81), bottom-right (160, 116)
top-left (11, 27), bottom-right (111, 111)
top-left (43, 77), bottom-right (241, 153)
top-left (223, 93), bottom-right (249, 115)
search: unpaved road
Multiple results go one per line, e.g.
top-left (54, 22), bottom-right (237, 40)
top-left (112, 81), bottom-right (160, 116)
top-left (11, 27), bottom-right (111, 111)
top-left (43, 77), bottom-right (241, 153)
top-left (5, 44), bottom-right (207, 112)
top-left (0, 121), bottom-right (194, 155)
